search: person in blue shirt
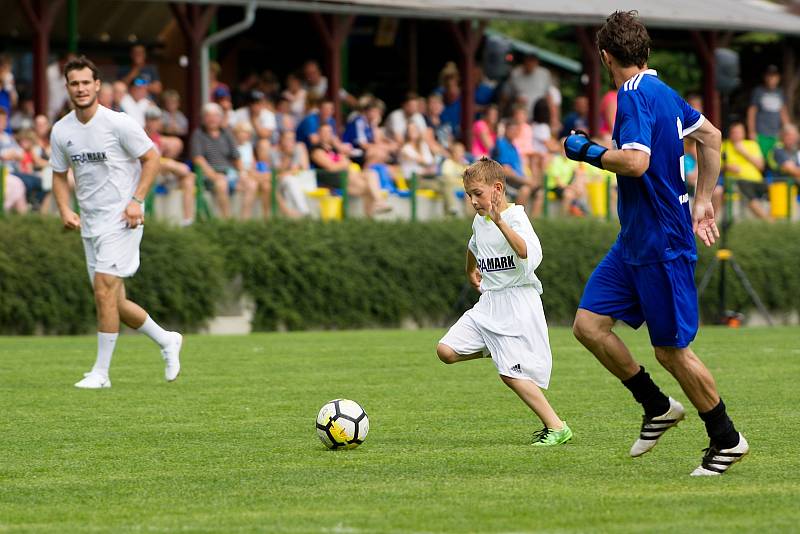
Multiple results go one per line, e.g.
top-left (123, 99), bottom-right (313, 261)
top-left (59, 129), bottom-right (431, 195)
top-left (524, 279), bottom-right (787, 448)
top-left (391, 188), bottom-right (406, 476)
top-left (295, 98), bottom-right (336, 148)
top-left (492, 121), bottom-right (536, 208)
top-left (565, 11), bottom-right (748, 477)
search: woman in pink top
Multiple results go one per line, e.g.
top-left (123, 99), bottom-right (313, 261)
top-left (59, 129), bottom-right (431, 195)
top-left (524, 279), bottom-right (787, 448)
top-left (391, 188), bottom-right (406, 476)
top-left (471, 104), bottom-right (498, 157)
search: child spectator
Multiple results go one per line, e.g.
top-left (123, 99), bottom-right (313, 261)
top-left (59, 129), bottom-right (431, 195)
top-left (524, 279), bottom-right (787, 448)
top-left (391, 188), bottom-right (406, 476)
top-left (399, 122), bottom-right (436, 180)
top-left (232, 121), bottom-right (260, 219)
top-left (160, 89), bottom-right (188, 137)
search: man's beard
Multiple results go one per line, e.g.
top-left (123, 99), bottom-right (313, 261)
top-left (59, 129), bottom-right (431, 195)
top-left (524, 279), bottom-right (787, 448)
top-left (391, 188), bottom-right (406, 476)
top-left (605, 64), bottom-right (617, 90)
top-left (72, 94), bottom-right (97, 110)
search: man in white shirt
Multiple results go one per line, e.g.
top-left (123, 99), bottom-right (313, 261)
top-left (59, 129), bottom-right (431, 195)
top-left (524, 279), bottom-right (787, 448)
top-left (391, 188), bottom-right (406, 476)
top-left (230, 90), bottom-right (277, 141)
top-left (50, 56), bottom-right (182, 389)
top-left (120, 78), bottom-right (152, 127)
top-left (385, 92), bottom-right (427, 145)
top-left (506, 53), bottom-right (553, 118)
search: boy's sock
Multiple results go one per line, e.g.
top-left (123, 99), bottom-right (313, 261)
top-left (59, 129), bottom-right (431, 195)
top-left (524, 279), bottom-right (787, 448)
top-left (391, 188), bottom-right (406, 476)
top-left (137, 314), bottom-right (173, 348)
top-left (621, 366), bottom-right (671, 418)
top-left (91, 332), bottom-right (119, 378)
top-left (698, 398), bottom-right (740, 449)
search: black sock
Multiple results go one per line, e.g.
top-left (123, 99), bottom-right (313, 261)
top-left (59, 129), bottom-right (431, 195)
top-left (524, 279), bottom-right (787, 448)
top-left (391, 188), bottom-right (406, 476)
top-left (699, 399), bottom-right (739, 449)
top-left (621, 366), bottom-right (671, 418)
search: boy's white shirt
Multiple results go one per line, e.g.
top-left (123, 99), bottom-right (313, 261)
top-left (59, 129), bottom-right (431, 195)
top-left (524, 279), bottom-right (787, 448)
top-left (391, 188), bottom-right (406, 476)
top-left (50, 105), bottom-right (154, 237)
top-left (468, 204), bottom-right (543, 294)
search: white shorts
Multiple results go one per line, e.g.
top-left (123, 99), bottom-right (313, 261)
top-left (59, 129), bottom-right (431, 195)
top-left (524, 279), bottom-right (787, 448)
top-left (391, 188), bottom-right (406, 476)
top-left (82, 226), bottom-right (144, 284)
top-left (439, 285), bottom-right (553, 388)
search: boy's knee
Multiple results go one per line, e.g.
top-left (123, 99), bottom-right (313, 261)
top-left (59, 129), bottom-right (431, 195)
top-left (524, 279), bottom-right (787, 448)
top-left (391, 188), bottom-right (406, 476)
top-left (436, 343), bottom-right (458, 364)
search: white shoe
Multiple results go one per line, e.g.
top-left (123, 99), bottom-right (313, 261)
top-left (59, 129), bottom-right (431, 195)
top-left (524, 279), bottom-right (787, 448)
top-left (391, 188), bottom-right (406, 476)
top-left (630, 397), bottom-right (686, 457)
top-left (690, 433), bottom-right (749, 476)
top-left (75, 372), bottom-right (111, 389)
top-left (161, 332), bottom-right (182, 382)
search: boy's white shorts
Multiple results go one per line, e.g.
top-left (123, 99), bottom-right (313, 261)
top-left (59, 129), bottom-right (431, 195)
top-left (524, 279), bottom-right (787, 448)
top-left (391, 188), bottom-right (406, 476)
top-left (82, 226), bottom-right (144, 284)
top-left (439, 285), bottom-right (553, 388)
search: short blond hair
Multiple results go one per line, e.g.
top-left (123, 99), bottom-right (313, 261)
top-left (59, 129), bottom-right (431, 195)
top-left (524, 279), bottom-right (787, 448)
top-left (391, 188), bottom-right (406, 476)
top-left (463, 156), bottom-right (506, 187)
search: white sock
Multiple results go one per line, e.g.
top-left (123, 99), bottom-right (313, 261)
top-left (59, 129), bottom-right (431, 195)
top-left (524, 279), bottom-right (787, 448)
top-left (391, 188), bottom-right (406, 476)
top-left (92, 332), bottom-right (118, 378)
top-left (137, 315), bottom-right (173, 348)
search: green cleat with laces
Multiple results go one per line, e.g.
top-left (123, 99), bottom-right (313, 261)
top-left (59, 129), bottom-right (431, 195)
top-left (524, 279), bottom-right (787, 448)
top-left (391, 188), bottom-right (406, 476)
top-left (532, 422), bottom-right (573, 446)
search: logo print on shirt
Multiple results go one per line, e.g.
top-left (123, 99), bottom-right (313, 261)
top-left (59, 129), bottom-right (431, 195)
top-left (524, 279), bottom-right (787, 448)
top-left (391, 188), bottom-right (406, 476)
top-left (477, 255), bottom-right (516, 273)
top-left (70, 151), bottom-right (108, 165)
top-left (66, 140), bottom-right (73, 147)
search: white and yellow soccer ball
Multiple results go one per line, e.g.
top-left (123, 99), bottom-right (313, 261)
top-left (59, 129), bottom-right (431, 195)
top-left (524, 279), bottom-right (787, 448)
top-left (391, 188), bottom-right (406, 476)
top-left (316, 399), bottom-right (369, 450)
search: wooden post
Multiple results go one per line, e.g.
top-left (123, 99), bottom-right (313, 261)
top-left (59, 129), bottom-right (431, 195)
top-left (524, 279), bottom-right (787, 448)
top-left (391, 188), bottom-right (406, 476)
top-left (691, 30), bottom-right (719, 127)
top-left (311, 14), bottom-right (354, 128)
top-left (448, 20), bottom-right (485, 149)
top-left (170, 2), bottom-right (217, 135)
top-left (576, 27), bottom-right (601, 137)
top-left (20, 0), bottom-right (66, 116)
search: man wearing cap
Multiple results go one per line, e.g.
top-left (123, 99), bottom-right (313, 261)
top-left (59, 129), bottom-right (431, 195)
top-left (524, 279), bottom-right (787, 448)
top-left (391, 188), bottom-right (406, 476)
top-left (747, 65), bottom-right (791, 157)
top-left (120, 77), bottom-right (153, 127)
top-left (230, 89), bottom-right (277, 141)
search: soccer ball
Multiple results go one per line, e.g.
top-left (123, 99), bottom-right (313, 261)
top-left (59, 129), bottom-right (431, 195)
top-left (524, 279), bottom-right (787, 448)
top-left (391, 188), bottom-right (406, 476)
top-left (316, 399), bottom-right (369, 449)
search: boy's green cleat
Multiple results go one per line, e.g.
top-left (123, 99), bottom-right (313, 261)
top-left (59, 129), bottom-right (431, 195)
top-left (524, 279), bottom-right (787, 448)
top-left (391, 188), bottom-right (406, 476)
top-left (532, 422), bottom-right (573, 446)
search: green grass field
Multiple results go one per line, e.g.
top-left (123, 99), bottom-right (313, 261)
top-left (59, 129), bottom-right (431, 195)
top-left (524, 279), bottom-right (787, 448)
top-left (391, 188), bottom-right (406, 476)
top-left (2, 326), bottom-right (799, 533)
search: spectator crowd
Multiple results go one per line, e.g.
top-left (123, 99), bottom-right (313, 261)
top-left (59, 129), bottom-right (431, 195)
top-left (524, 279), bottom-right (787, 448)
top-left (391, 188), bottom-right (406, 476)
top-left (1, 45), bottom-right (799, 223)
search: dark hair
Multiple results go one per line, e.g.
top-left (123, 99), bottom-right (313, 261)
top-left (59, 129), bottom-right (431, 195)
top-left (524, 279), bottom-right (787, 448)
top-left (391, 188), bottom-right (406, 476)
top-left (532, 98), bottom-right (550, 124)
top-left (463, 156), bottom-right (506, 187)
top-left (596, 11), bottom-right (651, 68)
top-left (64, 55), bottom-right (100, 81)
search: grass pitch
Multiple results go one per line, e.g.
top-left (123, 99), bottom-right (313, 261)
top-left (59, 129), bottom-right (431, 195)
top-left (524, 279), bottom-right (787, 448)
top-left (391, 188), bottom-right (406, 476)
top-left (1, 326), bottom-right (799, 533)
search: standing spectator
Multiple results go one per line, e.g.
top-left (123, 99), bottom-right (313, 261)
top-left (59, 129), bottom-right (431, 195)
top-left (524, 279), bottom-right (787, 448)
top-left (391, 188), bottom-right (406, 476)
top-left (440, 75), bottom-right (462, 137)
top-left (232, 71), bottom-right (259, 109)
top-left (310, 123), bottom-right (390, 217)
top-left (492, 120), bottom-right (537, 210)
top-left (259, 70), bottom-right (281, 103)
top-left (386, 92), bottom-right (427, 145)
top-left (0, 55), bottom-right (17, 132)
top-left (770, 123), bottom-right (800, 185)
top-left (118, 44), bottom-right (162, 97)
top-left (144, 107), bottom-right (195, 225)
top-left (474, 65), bottom-right (496, 112)
top-left (231, 90), bottom-right (277, 141)
top-left (190, 102), bottom-right (244, 219)
top-left (47, 53), bottom-right (76, 121)
top-left (120, 78), bottom-right (153, 127)
top-left (296, 98), bottom-right (336, 147)
top-left (560, 95), bottom-right (590, 138)
top-left (303, 60), bottom-right (328, 100)
top-left (424, 93), bottom-right (452, 155)
top-left (399, 122), bottom-right (436, 179)
top-left (282, 71), bottom-right (307, 122)
top-left (721, 121), bottom-right (770, 220)
top-left (747, 64), bottom-right (791, 157)
top-left (472, 104), bottom-right (499, 159)
top-left (505, 53), bottom-right (552, 118)
top-left (270, 130), bottom-right (312, 216)
top-left (160, 89), bottom-right (188, 137)
top-left (208, 61), bottom-right (230, 102)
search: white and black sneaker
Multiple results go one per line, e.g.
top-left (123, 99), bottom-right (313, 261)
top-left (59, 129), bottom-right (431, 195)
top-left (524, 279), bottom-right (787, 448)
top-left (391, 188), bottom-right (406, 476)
top-left (690, 433), bottom-right (749, 476)
top-left (630, 397), bottom-right (686, 457)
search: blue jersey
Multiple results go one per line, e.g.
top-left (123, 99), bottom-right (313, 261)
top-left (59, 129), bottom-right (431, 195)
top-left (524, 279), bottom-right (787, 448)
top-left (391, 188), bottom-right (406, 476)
top-left (342, 114), bottom-right (373, 148)
top-left (612, 69), bottom-right (703, 265)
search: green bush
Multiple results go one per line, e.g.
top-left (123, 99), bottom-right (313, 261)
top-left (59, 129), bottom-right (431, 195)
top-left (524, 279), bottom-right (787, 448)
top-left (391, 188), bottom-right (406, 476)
top-left (1, 216), bottom-right (798, 334)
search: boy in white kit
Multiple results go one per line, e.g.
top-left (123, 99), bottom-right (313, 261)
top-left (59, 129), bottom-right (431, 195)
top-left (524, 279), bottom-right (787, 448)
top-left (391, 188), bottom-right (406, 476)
top-left (437, 157), bottom-right (572, 445)
top-left (50, 56), bottom-right (182, 389)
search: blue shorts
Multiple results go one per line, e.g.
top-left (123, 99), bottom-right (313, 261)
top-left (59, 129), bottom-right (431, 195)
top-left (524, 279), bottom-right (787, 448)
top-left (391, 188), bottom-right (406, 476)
top-left (579, 245), bottom-right (698, 348)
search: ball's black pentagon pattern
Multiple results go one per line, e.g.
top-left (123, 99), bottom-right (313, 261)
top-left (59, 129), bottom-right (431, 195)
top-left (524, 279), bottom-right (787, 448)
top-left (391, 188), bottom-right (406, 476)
top-left (316, 399), bottom-right (368, 449)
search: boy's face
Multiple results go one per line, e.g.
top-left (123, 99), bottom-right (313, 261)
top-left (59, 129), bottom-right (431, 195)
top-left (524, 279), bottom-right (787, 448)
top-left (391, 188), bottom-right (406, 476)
top-left (464, 178), bottom-right (503, 215)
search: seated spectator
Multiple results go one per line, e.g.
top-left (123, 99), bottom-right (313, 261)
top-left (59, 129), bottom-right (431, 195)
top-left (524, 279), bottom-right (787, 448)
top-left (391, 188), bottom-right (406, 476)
top-left (144, 107), bottom-right (195, 225)
top-left (208, 61), bottom-right (230, 103)
top-left (111, 81), bottom-right (127, 113)
top-left (385, 92), bottom-right (427, 145)
top-left (296, 98), bottom-right (336, 147)
top-left (10, 95), bottom-right (34, 132)
top-left (720, 120), bottom-right (770, 220)
top-left (32, 114), bottom-right (57, 213)
top-left (439, 75), bottom-right (462, 137)
top-left (0, 54), bottom-right (18, 130)
top-left (510, 104), bottom-right (535, 172)
top-left (310, 123), bottom-right (390, 217)
top-left (343, 98), bottom-right (391, 167)
top-left (190, 102), bottom-right (245, 219)
top-left (544, 144), bottom-right (589, 217)
top-left (282, 71), bottom-right (307, 121)
top-left (560, 95), bottom-right (590, 138)
top-left (120, 78), bottom-right (152, 127)
top-left (530, 97), bottom-right (558, 200)
top-left (472, 104), bottom-right (499, 159)
top-left (492, 120), bottom-right (538, 211)
top-left (2, 171), bottom-right (27, 214)
top-left (770, 123), bottom-right (800, 185)
top-left (435, 141), bottom-right (470, 216)
top-left (274, 96), bottom-right (297, 139)
top-left (424, 93), bottom-right (453, 155)
top-left (231, 90), bottom-right (277, 141)
top-left (0, 107), bottom-right (42, 209)
top-left (231, 121), bottom-right (261, 219)
top-left (399, 122), bottom-right (436, 180)
top-left (160, 89), bottom-right (188, 137)
top-left (270, 130), bottom-right (312, 216)
top-left (251, 137), bottom-right (301, 219)
top-left (97, 82), bottom-right (114, 109)
top-left (118, 44), bottom-right (162, 97)
top-left (259, 70), bottom-right (281, 103)
top-left (212, 85), bottom-right (235, 129)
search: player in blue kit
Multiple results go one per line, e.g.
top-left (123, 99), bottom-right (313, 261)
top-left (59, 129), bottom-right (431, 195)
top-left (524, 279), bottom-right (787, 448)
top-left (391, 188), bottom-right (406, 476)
top-left (566, 11), bottom-right (748, 476)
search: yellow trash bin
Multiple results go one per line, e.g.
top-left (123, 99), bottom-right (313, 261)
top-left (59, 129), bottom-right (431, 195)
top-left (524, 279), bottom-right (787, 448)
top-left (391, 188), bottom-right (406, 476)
top-left (586, 180), bottom-right (608, 218)
top-left (319, 195), bottom-right (343, 221)
top-left (768, 182), bottom-right (797, 219)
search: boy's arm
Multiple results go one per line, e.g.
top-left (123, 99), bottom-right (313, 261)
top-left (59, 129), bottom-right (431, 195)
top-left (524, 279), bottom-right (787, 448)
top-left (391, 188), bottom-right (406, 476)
top-left (488, 189), bottom-right (528, 259)
top-left (466, 249), bottom-right (481, 291)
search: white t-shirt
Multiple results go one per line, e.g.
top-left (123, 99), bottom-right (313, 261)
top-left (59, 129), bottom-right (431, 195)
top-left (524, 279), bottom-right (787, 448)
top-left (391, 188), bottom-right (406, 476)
top-left (231, 107), bottom-right (277, 132)
top-left (385, 109), bottom-right (427, 141)
top-left (509, 65), bottom-right (552, 110)
top-left (399, 141), bottom-right (434, 179)
top-left (50, 105), bottom-right (154, 237)
top-left (468, 205), bottom-right (543, 293)
top-left (120, 94), bottom-right (151, 127)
